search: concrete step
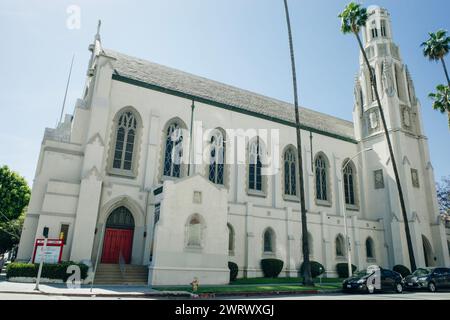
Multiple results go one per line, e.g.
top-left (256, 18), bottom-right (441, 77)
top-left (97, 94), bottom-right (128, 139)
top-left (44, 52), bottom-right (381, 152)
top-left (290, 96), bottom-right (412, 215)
top-left (94, 263), bottom-right (148, 285)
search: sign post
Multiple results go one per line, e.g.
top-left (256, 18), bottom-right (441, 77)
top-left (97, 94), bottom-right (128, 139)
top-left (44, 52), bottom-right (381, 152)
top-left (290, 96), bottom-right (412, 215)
top-left (34, 227), bottom-right (49, 291)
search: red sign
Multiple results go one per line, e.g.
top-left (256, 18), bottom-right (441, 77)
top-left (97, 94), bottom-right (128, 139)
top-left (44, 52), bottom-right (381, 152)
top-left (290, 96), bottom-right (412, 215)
top-left (32, 239), bottom-right (64, 264)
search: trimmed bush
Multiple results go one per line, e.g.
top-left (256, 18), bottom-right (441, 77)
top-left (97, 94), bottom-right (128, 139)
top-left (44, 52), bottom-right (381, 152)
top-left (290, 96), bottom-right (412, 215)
top-left (336, 263), bottom-right (357, 278)
top-left (393, 265), bottom-right (411, 277)
top-left (6, 261), bottom-right (89, 281)
top-left (228, 262), bottom-right (238, 282)
top-left (260, 259), bottom-right (284, 278)
top-left (300, 261), bottom-right (325, 278)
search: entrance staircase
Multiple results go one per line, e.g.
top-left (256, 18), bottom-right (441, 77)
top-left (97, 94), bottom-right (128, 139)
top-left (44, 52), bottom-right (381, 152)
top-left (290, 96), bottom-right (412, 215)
top-left (94, 264), bottom-right (148, 285)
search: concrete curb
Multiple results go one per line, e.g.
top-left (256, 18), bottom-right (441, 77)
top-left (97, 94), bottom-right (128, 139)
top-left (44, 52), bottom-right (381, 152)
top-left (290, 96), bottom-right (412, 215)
top-left (0, 289), bottom-right (193, 298)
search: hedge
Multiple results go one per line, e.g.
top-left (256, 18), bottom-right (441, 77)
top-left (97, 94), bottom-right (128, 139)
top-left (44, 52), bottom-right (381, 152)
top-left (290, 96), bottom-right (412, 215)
top-left (393, 265), bottom-right (411, 277)
top-left (228, 262), bottom-right (238, 282)
top-left (300, 261), bottom-right (325, 278)
top-left (6, 261), bottom-right (89, 281)
top-left (336, 263), bottom-right (357, 278)
top-left (261, 259), bottom-right (284, 278)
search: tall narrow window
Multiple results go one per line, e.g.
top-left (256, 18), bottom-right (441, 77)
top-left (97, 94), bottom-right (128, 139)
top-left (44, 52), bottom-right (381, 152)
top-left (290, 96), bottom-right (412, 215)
top-left (371, 27), bottom-right (378, 39)
top-left (163, 122), bottom-right (183, 178)
top-left (187, 215), bottom-right (202, 247)
top-left (315, 155), bottom-right (328, 201)
top-left (336, 235), bottom-right (345, 257)
top-left (113, 111), bottom-right (137, 171)
top-left (227, 223), bottom-right (235, 253)
top-left (249, 139), bottom-right (263, 192)
top-left (343, 162), bottom-right (356, 205)
top-left (284, 148), bottom-right (297, 196)
top-left (209, 130), bottom-right (225, 185)
top-left (366, 237), bottom-right (375, 259)
top-left (380, 20), bottom-right (387, 37)
top-left (263, 228), bottom-right (274, 253)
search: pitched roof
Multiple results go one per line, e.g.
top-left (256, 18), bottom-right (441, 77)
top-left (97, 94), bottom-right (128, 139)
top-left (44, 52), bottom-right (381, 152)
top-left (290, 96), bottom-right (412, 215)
top-left (104, 49), bottom-right (355, 141)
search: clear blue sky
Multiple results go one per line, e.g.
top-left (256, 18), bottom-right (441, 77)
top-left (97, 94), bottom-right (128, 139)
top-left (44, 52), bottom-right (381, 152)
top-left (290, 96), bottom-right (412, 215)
top-left (0, 0), bottom-right (449, 185)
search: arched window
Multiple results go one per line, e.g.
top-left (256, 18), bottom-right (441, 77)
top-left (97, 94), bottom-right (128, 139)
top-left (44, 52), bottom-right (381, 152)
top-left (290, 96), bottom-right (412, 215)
top-left (113, 110), bottom-right (138, 171)
top-left (263, 228), bottom-right (275, 253)
top-left (187, 215), bottom-right (203, 247)
top-left (366, 237), bottom-right (375, 259)
top-left (209, 130), bottom-right (225, 185)
top-left (284, 147), bottom-right (297, 196)
top-left (315, 154), bottom-right (328, 201)
top-left (227, 223), bottom-right (235, 253)
top-left (249, 138), bottom-right (263, 192)
top-left (163, 122), bottom-right (184, 178)
top-left (343, 161), bottom-right (356, 205)
top-left (335, 234), bottom-right (345, 257)
top-left (106, 206), bottom-right (135, 229)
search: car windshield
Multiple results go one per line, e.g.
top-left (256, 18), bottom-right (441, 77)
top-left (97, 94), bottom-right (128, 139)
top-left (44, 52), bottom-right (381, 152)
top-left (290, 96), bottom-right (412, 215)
top-left (412, 268), bottom-right (431, 277)
top-left (353, 270), bottom-right (372, 277)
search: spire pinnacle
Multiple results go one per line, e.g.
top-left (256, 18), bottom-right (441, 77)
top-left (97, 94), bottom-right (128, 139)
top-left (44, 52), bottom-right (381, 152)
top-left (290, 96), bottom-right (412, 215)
top-left (95, 20), bottom-right (101, 41)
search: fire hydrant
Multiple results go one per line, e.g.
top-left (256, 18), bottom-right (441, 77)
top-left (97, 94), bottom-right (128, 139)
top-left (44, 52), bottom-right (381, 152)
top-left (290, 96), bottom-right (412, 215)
top-left (191, 277), bottom-right (199, 293)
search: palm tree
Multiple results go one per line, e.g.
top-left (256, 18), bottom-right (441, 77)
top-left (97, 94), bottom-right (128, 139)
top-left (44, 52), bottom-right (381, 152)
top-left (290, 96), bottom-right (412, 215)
top-left (421, 30), bottom-right (450, 127)
top-left (429, 84), bottom-right (450, 127)
top-left (338, 2), bottom-right (417, 271)
top-left (282, 0), bottom-right (313, 286)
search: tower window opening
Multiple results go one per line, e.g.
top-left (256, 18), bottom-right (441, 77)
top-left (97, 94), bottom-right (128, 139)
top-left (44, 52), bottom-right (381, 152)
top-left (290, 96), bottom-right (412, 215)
top-left (380, 20), bottom-right (387, 37)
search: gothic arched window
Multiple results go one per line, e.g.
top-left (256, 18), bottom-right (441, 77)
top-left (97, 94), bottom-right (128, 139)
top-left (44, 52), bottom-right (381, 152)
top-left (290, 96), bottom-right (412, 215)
top-left (209, 130), bottom-right (225, 185)
top-left (315, 154), bottom-right (328, 201)
top-left (284, 147), bottom-right (297, 197)
top-left (263, 228), bottom-right (275, 253)
top-left (248, 139), bottom-right (263, 192)
top-left (366, 237), bottom-right (375, 259)
top-left (163, 122), bottom-right (184, 178)
top-left (113, 111), bottom-right (138, 171)
top-left (343, 161), bottom-right (356, 205)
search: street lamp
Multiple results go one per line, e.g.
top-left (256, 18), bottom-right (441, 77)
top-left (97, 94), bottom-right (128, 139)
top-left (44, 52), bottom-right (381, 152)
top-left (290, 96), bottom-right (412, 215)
top-left (339, 148), bottom-right (373, 278)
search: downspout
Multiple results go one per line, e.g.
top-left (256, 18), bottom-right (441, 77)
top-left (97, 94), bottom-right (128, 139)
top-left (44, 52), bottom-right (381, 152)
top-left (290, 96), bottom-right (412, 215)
top-left (187, 100), bottom-right (195, 176)
top-left (309, 131), bottom-right (313, 170)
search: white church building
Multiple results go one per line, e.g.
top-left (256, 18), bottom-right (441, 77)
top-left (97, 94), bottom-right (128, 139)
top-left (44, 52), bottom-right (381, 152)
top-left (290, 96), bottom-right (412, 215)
top-left (17, 6), bottom-right (450, 285)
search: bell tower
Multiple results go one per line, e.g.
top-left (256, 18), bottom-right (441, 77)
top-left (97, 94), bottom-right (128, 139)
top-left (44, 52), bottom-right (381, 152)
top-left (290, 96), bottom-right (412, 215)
top-left (353, 5), bottom-right (450, 269)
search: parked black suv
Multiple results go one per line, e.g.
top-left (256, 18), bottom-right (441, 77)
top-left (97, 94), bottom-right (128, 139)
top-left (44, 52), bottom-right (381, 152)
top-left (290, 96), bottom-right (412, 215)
top-left (403, 267), bottom-right (450, 292)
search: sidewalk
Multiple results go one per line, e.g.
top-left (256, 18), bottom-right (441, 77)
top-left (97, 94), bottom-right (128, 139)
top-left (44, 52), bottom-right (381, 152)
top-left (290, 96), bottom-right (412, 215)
top-left (0, 280), bottom-right (192, 298)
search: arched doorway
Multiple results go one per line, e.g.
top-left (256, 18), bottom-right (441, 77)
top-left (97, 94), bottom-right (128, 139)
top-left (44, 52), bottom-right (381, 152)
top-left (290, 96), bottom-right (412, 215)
top-left (101, 206), bottom-right (135, 264)
top-left (422, 235), bottom-right (435, 267)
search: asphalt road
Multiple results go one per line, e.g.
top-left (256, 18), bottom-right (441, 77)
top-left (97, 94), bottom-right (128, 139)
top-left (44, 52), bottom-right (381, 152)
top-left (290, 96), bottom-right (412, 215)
top-left (238, 291), bottom-right (450, 300)
top-left (0, 291), bottom-right (449, 300)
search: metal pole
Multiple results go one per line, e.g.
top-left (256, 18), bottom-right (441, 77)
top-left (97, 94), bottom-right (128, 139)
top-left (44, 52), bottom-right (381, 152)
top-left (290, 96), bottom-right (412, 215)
top-left (90, 225), bottom-right (106, 293)
top-left (340, 148), bottom-right (373, 278)
top-left (34, 238), bottom-right (48, 291)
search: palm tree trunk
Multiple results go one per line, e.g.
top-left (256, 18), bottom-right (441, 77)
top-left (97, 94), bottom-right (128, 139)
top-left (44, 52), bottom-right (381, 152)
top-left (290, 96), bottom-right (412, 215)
top-left (283, 0), bottom-right (313, 286)
top-left (353, 31), bottom-right (417, 271)
top-left (441, 58), bottom-right (450, 86)
top-left (440, 58), bottom-right (450, 129)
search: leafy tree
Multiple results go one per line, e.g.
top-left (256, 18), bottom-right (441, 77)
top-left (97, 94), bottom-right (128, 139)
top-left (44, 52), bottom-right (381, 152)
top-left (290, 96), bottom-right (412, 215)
top-left (436, 176), bottom-right (450, 214)
top-left (421, 29), bottom-right (450, 127)
top-left (0, 165), bottom-right (30, 253)
top-left (339, 2), bottom-right (417, 271)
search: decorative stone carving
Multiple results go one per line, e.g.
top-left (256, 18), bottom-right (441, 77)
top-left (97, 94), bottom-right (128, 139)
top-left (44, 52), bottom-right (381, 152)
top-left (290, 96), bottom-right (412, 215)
top-left (382, 61), bottom-right (395, 97)
top-left (374, 169), bottom-right (384, 189)
top-left (411, 169), bottom-right (420, 188)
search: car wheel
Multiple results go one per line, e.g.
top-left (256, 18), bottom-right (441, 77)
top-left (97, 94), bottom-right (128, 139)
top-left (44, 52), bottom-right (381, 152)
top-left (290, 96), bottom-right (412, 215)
top-left (395, 283), bottom-right (403, 294)
top-left (428, 282), bottom-right (436, 293)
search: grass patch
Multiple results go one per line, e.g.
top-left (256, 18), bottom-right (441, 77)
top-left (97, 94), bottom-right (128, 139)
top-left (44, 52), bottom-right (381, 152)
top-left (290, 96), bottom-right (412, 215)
top-left (153, 283), bottom-right (341, 294)
top-left (230, 277), bottom-right (343, 285)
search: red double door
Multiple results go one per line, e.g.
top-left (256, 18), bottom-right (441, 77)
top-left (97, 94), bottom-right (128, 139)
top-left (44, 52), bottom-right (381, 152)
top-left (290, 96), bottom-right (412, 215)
top-left (101, 228), bottom-right (133, 264)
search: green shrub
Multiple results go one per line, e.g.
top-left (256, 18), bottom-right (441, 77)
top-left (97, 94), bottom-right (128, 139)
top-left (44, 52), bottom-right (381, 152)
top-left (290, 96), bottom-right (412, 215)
top-left (6, 261), bottom-right (89, 281)
top-left (336, 263), bottom-right (357, 278)
top-left (393, 265), bottom-right (411, 277)
top-left (300, 261), bottom-right (325, 278)
top-left (260, 259), bottom-right (284, 278)
top-left (228, 262), bottom-right (238, 282)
